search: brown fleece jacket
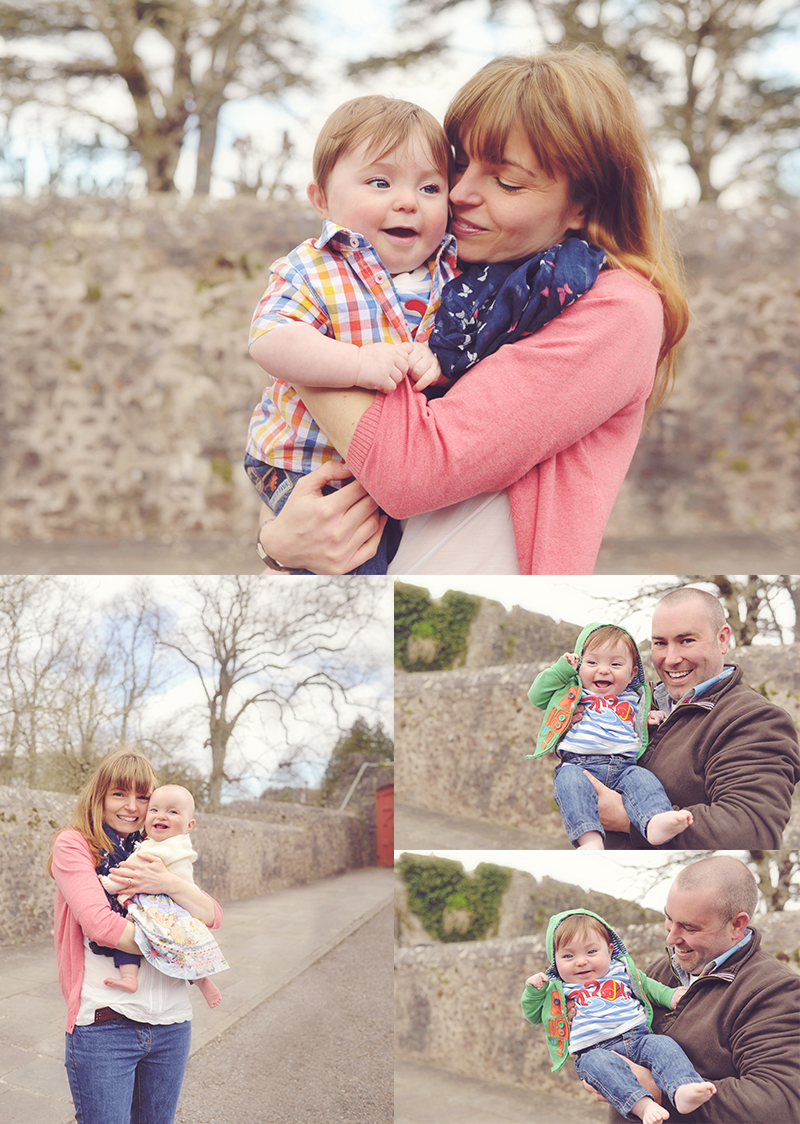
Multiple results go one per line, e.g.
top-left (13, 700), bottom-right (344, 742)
top-left (607, 927), bottom-right (800, 1124)
top-left (605, 665), bottom-right (800, 849)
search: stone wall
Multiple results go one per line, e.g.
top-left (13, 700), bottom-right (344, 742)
top-left (394, 909), bottom-right (800, 1098)
top-left (0, 785), bottom-right (363, 947)
top-left (395, 646), bottom-right (800, 844)
top-left (322, 757), bottom-right (395, 867)
top-left (395, 868), bottom-right (662, 948)
top-left (1, 196), bottom-right (798, 544)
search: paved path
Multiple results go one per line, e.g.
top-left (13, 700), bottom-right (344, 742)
top-left (1, 532), bottom-right (796, 576)
top-left (177, 902), bottom-right (392, 1123)
top-left (395, 1058), bottom-right (606, 1124)
top-left (395, 801), bottom-right (567, 850)
top-left (0, 867), bottom-right (392, 1123)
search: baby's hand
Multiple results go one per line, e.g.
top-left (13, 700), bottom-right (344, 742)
top-left (671, 986), bottom-right (689, 1008)
top-left (563, 652), bottom-right (580, 669)
top-left (526, 972), bottom-right (548, 989)
top-left (407, 343), bottom-right (449, 392)
top-left (648, 709), bottom-right (668, 727)
top-left (99, 872), bottom-right (127, 892)
top-left (355, 342), bottom-right (410, 392)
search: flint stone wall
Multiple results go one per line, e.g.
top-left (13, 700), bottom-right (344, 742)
top-left (394, 912), bottom-right (800, 1099)
top-left (395, 645), bottom-right (800, 844)
top-left (0, 785), bottom-right (363, 947)
top-left (1, 197), bottom-right (798, 544)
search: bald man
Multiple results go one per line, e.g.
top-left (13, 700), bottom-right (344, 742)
top-left (593, 587), bottom-right (800, 848)
top-left (606, 856), bottom-right (799, 1124)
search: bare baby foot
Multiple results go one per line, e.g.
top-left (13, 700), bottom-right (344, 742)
top-left (631, 1095), bottom-right (670, 1124)
top-left (576, 831), bottom-right (604, 850)
top-left (195, 977), bottom-right (223, 1008)
top-left (674, 1081), bottom-right (716, 1114)
top-left (104, 976), bottom-right (138, 993)
top-left (646, 809), bottom-right (693, 846)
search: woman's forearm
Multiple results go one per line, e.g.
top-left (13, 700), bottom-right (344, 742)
top-left (115, 920), bottom-right (140, 956)
top-left (165, 876), bottom-right (217, 927)
top-left (293, 385), bottom-right (377, 458)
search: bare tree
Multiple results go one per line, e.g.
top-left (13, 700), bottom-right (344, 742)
top-left (628, 850), bottom-right (799, 915)
top-left (159, 576), bottom-right (390, 809)
top-left (362, 0), bottom-right (800, 202)
top-left (0, 0), bottom-right (308, 194)
top-left (0, 577), bottom-right (76, 787)
top-left (602, 575), bottom-right (799, 646)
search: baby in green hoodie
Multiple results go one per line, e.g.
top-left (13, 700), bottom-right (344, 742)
top-left (522, 909), bottom-right (716, 1123)
top-left (528, 623), bottom-right (693, 849)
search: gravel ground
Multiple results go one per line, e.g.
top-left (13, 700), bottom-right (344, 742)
top-left (175, 902), bottom-right (393, 1124)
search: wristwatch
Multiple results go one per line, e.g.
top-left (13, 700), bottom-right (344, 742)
top-left (256, 522), bottom-right (293, 572)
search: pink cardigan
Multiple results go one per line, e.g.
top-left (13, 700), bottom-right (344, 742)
top-left (346, 268), bottom-right (663, 574)
top-left (51, 829), bottom-right (224, 1032)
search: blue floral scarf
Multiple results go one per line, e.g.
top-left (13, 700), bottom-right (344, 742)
top-left (429, 238), bottom-right (607, 381)
top-left (89, 823), bottom-right (143, 958)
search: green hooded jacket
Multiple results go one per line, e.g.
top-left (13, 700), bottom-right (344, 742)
top-left (521, 908), bottom-right (678, 1072)
top-left (526, 622), bottom-right (652, 760)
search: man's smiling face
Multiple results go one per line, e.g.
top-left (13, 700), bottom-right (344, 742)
top-left (651, 599), bottom-right (731, 702)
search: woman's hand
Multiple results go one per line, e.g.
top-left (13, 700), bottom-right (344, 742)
top-left (583, 771), bottom-right (631, 833)
top-left (260, 461), bottom-right (386, 574)
top-left (111, 852), bottom-right (175, 897)
top-left (112, 852), bottom-right (217, 926)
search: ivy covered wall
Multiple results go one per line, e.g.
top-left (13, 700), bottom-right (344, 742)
top-left (397, 852), bottom-right (512, 942)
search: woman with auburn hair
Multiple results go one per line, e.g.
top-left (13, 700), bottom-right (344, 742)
top-left (254, 46), bottom-right (689, 575)
top-left (49, 748), bottom-right (223, 1124)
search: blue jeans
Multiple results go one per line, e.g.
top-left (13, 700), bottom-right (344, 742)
top-left (574, 1024), bottom-right (704, 1120)
top-left (244, 454), bottom-right (400, 575)
top-left (554, 752), bottom-right (673, 845)
top-left (65, 1018), bottom-right (192, 1124)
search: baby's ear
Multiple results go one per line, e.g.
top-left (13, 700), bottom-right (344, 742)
top-left (307, 181), bottom-right (328, 218)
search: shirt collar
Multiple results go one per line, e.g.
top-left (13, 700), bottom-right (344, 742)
top-left (655, 664), bottom-right (735, 712)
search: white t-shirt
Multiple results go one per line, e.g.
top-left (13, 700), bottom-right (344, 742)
top-left (76, 937), bottom-right (192, 1026)
top-left (387, 490), bottom-right (519, 574)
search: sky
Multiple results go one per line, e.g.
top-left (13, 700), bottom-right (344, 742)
top-left (395, 575), bottom-right (798, 647)
top-left (5, 0), bottom-right (799, 204)
top-left (393, 849), bottom-right (799, 913)
top-left (9, 575), bottom-right (394, 797)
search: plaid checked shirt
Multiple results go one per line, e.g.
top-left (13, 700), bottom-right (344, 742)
top-left (246, 220), bottom-right (459, 473)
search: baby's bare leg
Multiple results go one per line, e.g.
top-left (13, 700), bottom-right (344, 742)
top-left (646, 809), bottom-right (693, 846)
top-left (576, 830), bottom-right (604, 850)
top-left (194, 977), bottom-right (222, 1008)
top-left (673, 1081), bottom-right (716, 1113)
top-left (631, 1095), bottom-right (670, 1124)
top-left (104, 963), bottom-right (139, 993)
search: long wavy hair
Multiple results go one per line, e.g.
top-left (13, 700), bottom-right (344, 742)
top-left (444, 48), bottom-right (689, 417)
top-left (47, 748), bottom-right (158, 875)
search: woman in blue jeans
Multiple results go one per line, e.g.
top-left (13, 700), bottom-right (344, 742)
top-left (48, 748), bottom-right (224, 1124)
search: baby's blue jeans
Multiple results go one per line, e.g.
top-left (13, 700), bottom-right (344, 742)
top-left (554, 752), bottom-right (674, 845)
top-left (574, 1024), bottom-right (704, 1120)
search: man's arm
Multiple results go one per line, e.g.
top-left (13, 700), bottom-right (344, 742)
top-left (632, 694), bottom-right (800, 848)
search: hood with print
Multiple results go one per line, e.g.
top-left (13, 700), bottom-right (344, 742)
top-left (521, 908), bottom-right (678, 1072)
top-left (527, 622), bottom-right (651, 759)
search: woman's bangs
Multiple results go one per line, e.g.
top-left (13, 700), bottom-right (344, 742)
top-left (105, 754), bottom-right (156, 799)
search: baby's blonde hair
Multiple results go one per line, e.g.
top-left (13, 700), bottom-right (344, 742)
top-left (554, 913), bottom-right (612, 952)
top-left (312, 95), bottom-right (452, 194)
top-left (445, 48), bottom-right (689, 418)
top-left (582, 625), bottom-right (637, 665)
